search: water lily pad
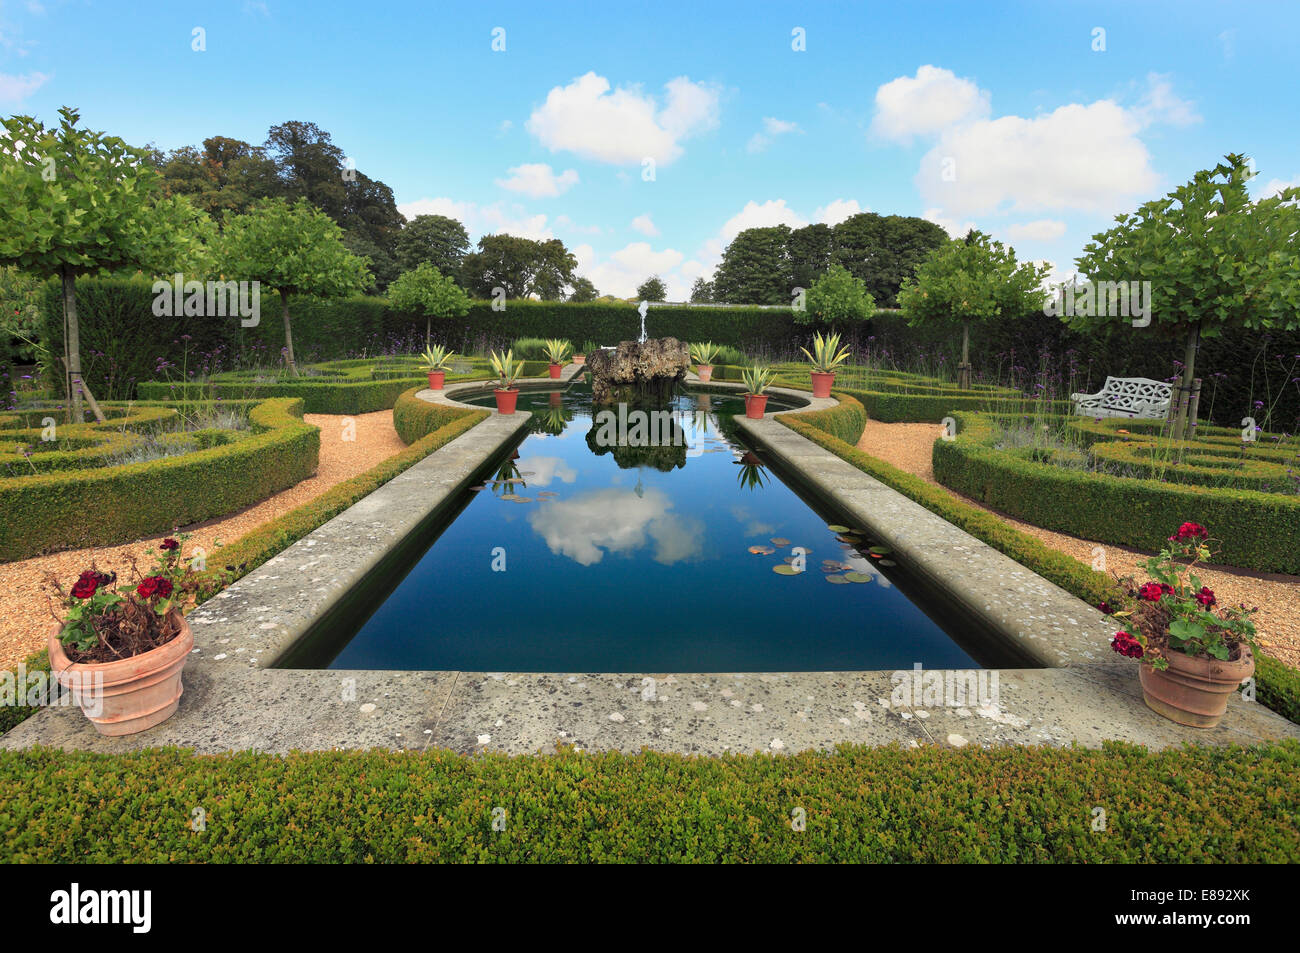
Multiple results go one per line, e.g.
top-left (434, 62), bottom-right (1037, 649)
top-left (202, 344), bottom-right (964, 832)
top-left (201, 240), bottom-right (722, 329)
top-left (844, 572), bottom-right (872, 583)
top-left (771, 536), bottom-right (791, 546)
top-left (772, 564), bottom-right (800, 575)
top-left (827, 524), bottom-right (851, 533)
top-left (748, 545), bottom-right (776, 555)
top-left (836, 535), bottom-right (863, 545)
top-left (878, 559), bottom-right (896, 567)
top-left (825, 574), bottom-right (850, 584)
top-left (469, 485), bottom-right (486, 491)
top-left (869, 545), bottom-right (893, 556)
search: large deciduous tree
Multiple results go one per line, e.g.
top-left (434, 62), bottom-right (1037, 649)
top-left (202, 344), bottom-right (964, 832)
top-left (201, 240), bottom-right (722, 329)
top-left (393, 214), bottom-right (471, 279)
top-left (568, 276), bottom-right (599, 302)
top-left (1068, 154), bottom-right (1300, 438)
top-left (0, 107), bottom-right (208, 421)
top-left (897, 229), bottom-right (1048, 389)
top-left (461, 234), bottom-right (578, 300)
top-left (387, 262), bottom-right (471, 347)
top-left (218, 198), bottom-right (371, 376)
top-left (712, 225), bottom-right (793, 304)
top-left (636, 275), bottom-right (667, 302)
top-left (831, 212), bottom-right (949, 308)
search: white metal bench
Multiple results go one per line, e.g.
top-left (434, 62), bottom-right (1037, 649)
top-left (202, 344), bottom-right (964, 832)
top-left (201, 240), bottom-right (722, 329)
top-left (1071, 376), bottom-right (1172, 419)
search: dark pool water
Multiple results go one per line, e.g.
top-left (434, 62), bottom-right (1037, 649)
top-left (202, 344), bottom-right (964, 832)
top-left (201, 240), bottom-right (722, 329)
top-left (314, 385), bottom-right (987, 672)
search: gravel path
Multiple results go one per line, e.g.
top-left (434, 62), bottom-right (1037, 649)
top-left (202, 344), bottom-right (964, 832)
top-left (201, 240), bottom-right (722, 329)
top-left (1, 411), bottom-right (406, 670)
top-left (856, 420), bottom-right (1300, 669)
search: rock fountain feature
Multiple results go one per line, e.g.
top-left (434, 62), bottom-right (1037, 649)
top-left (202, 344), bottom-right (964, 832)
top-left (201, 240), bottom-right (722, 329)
top-left (587, 337), bottom-right (690, 404)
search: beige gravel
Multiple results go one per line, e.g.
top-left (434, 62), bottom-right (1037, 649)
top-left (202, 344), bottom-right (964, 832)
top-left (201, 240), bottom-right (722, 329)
top-left (0, 411), bottom-right (406, 670)
top-left (856, 420), bottom-right (1300, 669)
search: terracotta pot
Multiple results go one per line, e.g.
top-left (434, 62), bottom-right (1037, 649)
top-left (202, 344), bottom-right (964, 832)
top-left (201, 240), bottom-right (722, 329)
top-left (744, 394), bottom-right (769, 419)
top-left (427, 370), bottom-right (446, 390)
top-left (48, 613), bottom-right (193, 736)
top-left (495, 388), bottom-right (519, 414)
top-left (811, 371), bottom-right (834, 398)
top-left (548, 363), bottom-right (563, 379)
top-left (548, 391), bottom-right (563, 407)
top-left (1139, 646), bottom-right (1254, 729)
top-left (696, 364), bottom-right (714, 382)
top-left (572, 354), bottom-right (586, 365)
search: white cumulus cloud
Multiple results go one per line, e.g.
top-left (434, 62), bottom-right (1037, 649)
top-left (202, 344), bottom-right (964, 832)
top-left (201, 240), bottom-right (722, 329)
top-left (815, 198), bottom-right (866, 225)
top-left (1003, 219), bottom-right (1067, 242)
top-left (871, 65), bottom-right (990, 143)
top-left (747, 116), bottom-right (801, 153)
top-left (495, 163), bottom-right (579, 198)
top-left (630, 213), bottom-right (660, 237)
top-left (525, 71), bottom-right (720, 165)
top-left (397, 197), bottom-right (553, 241)
top-left (0, 70), bottom-right (49, 103)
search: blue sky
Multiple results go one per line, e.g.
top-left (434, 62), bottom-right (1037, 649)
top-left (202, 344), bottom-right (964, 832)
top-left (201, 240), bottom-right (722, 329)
top-left (3, 0), bottom-right (1298, 298)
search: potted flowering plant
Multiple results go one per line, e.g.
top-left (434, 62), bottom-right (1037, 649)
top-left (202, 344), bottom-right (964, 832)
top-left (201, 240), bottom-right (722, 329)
top-left (420, 344), bottom-right (455, 390)
top-left (799, 331), bottom-right (851, 398)
top-left (489, 349), bottom-right (525, 414)
top-left (1109, 522), bottom-right (1256, 728)
top-left (46, 536), bottom-right (199, 736)
top-left (742, 365), bottom-right (775, 419)
top-left (543, 338), bottom-right (572, 379)
top-left (691, 341), bottom-right (720, 382)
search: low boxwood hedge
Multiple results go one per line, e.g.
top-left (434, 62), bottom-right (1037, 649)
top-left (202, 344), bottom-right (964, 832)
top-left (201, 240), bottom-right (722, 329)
top-left (192, 391), bottom-right (486, 590)
top-left (0, 741), bottom-right (1296, 862)
top-left (0, 398), bottom-right (320, 562)
top-left (934, 413), bottom-right (1300, 574)
top-left (784, 392), bottom-right (868, 445)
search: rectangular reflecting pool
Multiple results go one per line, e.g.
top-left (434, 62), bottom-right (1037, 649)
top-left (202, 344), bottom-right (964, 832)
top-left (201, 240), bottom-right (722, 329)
top-left (282, 384), bottom-right (1027, 672)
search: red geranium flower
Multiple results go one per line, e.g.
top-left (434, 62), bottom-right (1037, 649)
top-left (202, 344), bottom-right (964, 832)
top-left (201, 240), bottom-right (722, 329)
top-left (159, 538), bottom-right (180, 551)
top-left (1111, 631), bottom-right (1144, 659)
top-left (1138, 582), bottom-right (1166, 602)
top-left (1195, 586), bottom-right (1217, 608)
top-left (1170, 522), bottom-right (1208, 542)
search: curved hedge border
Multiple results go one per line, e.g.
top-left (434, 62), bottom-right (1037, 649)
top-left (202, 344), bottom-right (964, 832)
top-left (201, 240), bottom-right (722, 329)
top-left (192, 391), bottom-right (486, 589)
top-left (782, 392), bottom-right (868, 445)
top-left (0, 398), bottom-right (319, 562)
top-left (135, 357), bottom-right (547, 414)
top-left (1, 741), bottom-right (1297, 862)
top-left (777, 411), bottom-right (1300, 724)
top-left (934, 413), bottom-right (1300, 574)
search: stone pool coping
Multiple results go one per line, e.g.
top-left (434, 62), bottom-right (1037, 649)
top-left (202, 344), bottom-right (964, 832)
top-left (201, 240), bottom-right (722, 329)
top-left (5, 369), bottom-right (1298, 755)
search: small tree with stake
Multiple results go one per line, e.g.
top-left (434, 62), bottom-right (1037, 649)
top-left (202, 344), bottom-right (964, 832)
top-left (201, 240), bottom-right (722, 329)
top-left (387, 262), bottom-right (470, 348)
top-left (0, 107), bottom-right (208, 422)
top-left (218, 198), bottom-right (371, 377)
top-left (898, 230), bottom-right (1047, 390)
top-left (1068, 155), bottom-right (1300, 439)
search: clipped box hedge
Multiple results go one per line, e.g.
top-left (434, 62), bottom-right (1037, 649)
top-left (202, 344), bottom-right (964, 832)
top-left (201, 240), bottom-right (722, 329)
top-left (0, 398), bottom-right (319, 562)
top-left (1, 741), bottom-right (1297, 862)
top-left (934, 412), bottom-right (1300, 574)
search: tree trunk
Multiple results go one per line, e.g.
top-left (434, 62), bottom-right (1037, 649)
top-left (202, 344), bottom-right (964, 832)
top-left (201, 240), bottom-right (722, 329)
top-left (1170, 322), bottom-right (1200, 439)
top-left (280, 289), bottom-right (299, 378)
top-left (61, 264), bottom-right (87, 424)
top-left (958, 320), bottom-right (972, 390)
top-left (426, 315), bottom-right (431, 350)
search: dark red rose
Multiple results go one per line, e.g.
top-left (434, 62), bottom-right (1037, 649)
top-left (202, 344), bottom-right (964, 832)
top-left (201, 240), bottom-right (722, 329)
top-left (159, 538), bottom-right (180, 551)
top-left (71, 578), bottom-right (98, 599)
top-left (136, 576), bottom-right (173, 600)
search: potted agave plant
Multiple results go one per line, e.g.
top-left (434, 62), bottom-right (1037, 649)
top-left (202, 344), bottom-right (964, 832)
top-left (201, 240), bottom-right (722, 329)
top-left (46, 537), bottom-right (198, 736)
top-left (800, 330), bottom-right (852, 398)
top-left (489, 348), bottom-right (525, 414)
top-left (742, 365), bottom-right (775, 419)
top-left (421, 343), bottom-right (455, 390)
top-left (691, 341), bottom-right (720, 382)
top-left (543, 338), bottom-right (572, 379)
top-left (1109, 522), bottom-right (1256, 728)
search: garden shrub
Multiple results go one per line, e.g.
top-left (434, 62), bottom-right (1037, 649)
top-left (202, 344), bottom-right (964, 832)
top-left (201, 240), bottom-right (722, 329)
top-left (787, 392), bottom-right (868, 445)
top-left (0, 398), bottom-right (319, 561)
top-left (0, 741), bottom-right (1296, 862)
top-left (391, 387), bottom-right (486, 445)
top-left (933, 412), bottom-right (1300, 574)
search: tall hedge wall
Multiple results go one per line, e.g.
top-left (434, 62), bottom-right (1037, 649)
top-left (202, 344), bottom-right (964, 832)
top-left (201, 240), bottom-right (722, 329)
top-left (36, 277), bottom-right (1300, 429)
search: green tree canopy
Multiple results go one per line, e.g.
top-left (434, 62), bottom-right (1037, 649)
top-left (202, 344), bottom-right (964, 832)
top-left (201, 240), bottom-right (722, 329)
top-left (393, 214), bottom-right (471, 279)
top-left (0, 106), bottom-right (209, 420)
top-left (568, 276), bottom-right (599, 302)
top-left (788, 223), bottom-right (833, 292)
top-left (803, 263), bottom-right (875, 325)
top-left (387, 262), bottom-right (471, 346)
top-left (897, 229), bottom-right (1048, 388)
top-left (1069, 154), bottom-right (1300, 436)
top-left (712, 225), bottom-right (792, 304)
top-left (461, 234), bottom-right (578, 300)
top-left (689, 277), bottom-right (714, 303)
top-left (218, 197), bottom-right (371, 376)
top-left (637, 275), bottom-right (667, 302)
top-left (831, 212), bottom-right (949, 308)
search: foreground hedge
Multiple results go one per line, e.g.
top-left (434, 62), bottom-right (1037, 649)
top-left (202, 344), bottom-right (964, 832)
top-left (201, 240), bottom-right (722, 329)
top-left (0, 398), bottom-right (319, 562)
top-left (0, 741), bottom-right (1296, 862)
top-left (933, 413), bottom-right (1300, 574)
